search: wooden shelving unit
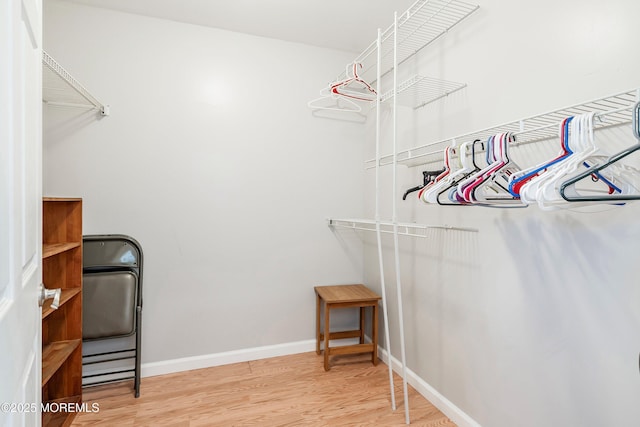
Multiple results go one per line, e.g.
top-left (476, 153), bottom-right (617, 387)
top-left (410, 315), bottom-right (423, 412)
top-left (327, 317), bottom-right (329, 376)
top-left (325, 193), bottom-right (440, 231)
top-left (42, 198), bottom-right (83, 427)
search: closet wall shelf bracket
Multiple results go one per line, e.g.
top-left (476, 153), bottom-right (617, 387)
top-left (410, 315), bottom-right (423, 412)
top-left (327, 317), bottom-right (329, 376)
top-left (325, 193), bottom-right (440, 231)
top-left (43, 51), bottom-right (110, 116)
top-left (328, 218), bottom-right (478, 237)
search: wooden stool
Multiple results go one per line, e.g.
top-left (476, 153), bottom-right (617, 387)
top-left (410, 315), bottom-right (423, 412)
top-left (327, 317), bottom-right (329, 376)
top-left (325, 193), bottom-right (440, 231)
top-left (314, 284), bottom-right (381, 371)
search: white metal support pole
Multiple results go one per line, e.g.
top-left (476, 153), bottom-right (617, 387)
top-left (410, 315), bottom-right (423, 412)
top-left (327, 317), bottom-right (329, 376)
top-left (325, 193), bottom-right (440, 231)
top-left (392, 11), bottom-right (411, 425)
top-left (374, 28), bottom-right (397, 412)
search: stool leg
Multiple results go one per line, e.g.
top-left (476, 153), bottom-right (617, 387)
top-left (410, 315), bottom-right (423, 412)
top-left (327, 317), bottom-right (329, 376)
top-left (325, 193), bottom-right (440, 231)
top-left (359, 306), bottom-right (365, 344)
top-left (372, 302), bottom-right (379, 365)
top-left (324, 303), bottom-right (330, 371)
top-left (316, 293), bottom-right (321, 355)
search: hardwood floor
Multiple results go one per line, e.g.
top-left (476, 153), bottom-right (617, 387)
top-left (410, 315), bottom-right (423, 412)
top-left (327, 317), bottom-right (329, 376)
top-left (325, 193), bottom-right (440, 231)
top-left (72, 352), bottom-right (456, 426)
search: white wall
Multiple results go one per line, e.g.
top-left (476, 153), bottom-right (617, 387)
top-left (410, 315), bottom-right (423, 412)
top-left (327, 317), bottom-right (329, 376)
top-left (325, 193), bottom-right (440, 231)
top-left (358, 1), bottom-right (640, 426)
top-left (43, 0), bottom-right (640, 425)
top-left (43, 1), bottom-right (365, 364)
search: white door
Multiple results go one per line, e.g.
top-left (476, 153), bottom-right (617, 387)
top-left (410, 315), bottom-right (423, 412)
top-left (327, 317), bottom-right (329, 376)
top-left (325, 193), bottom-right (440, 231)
top-left (0, 0), bottom-right (43, 426)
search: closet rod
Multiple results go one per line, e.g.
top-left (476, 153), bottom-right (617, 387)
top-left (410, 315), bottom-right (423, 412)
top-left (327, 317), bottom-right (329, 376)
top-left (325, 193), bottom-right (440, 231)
top-left (342, 227), bottom-right (430, 239)
top-left (510, 104), bottom-right (634, 143)
top-left (366, 103), bottom-right (637, 168)
top-left (329, 218), bottom-right (478, 233)
top-left (335, 224), bottom-right (428, 239)
top-left (365, 88), bottom-right (638, 168)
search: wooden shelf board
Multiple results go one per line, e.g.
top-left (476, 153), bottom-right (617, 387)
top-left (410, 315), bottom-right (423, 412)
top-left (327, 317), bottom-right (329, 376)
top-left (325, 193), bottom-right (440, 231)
top-left (42, 288), bottom-right (81, 320)
top-left (42, 395), bottom-right (82, 427)
top-left (43, 242), bottom-right (81, 259)
top-left (42, 340), bottom-right (81, 387)
top-left (43, 197), bottom-right (83, 202)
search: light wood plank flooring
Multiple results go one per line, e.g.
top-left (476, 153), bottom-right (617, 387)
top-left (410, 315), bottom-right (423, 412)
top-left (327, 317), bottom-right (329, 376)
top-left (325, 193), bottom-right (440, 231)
top-left (73, 352), bottom-right (456, 426)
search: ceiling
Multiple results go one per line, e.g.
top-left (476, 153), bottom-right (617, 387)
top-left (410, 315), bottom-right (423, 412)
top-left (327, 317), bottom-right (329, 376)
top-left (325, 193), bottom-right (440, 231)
top-left (61, 0), bottom-right (417, 54)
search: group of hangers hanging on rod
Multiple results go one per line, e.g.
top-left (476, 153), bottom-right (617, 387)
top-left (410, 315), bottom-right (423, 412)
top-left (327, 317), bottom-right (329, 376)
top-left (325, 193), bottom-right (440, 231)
top-left (405, 102), bottom-right (640, 209)
top-left (307, 62), bottom-right (377, 112)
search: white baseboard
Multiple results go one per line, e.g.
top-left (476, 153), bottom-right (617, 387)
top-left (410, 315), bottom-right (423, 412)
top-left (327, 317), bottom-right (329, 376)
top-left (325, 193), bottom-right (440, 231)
top-left (141, 337), bottom-right (362, 378)
top-left (141, 339), bottom-right (316, 378)
top-left (377, 347), bottom-right (481, 427)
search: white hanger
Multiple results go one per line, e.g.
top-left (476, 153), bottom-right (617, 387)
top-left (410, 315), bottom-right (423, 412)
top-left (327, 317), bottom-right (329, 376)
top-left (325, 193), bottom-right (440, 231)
top-left (535, 113), bottom-right (606, 209)
top-left (435, 140), bottom-right (481, 205)
top-left (531, 113), bottom-right (626, 210)
top-left (519, 115), bottom-right (587, 206)
top-left (557, 102), bottom-right (640, 203)
top-left (552, 111), bottom-right (640, 206)
top-left (419, 147), bottom-right (452, 203)
top-left (472, 132), bottom-right (523, 206)
top-left (509, 116), bottom-right (574, 203)
top-left (422, 141), bottom-right (469, 204)
top-left (457, 134), bottom-right (506, 203)
top-left (453, 138), bottom-right (492, 203)
top-left (307, 85), bottom-right (363, 113)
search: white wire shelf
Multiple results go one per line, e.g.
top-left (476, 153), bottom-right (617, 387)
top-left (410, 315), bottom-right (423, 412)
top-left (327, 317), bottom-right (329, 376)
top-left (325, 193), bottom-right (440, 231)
top-left (337, 0), bottom-right (479, 85)
top-left (365, 89), bottom-right (639, 169)
top-left (328, 218), bottom-right (478, 236)
top-left (380, 75), bottom-right (466, 109)
top-left (42, 51), bottom-right (110, 116)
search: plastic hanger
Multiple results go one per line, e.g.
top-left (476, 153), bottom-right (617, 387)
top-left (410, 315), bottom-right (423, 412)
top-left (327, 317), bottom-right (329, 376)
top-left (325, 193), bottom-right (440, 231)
top-left (535, 112), bottom-right (624, 210)
top-left (536, 113), bottom-right (627, 208)
top-left (307, 85), bottom-right (363, 113)
top-left (461, 134), bottom-right (508, 203)
top-left (402, 168), bottom-right (446, 200)
top-left (518, 116), bottom-right (576, 205)
top-left (422, 143), bottom-right (469, 204)
top-left (534, 113), bottom-right (596, 209)
top-left (331, 63), bottom-right (377, 102)
top-left (471, 132), bottom-right (524, 206)
top-left (420, 147), bottom-right (455, 203)
top-left (559, 102), bottom-right (640, 202)
top-left (436, 140), bottom-right (483, 206)
top-left (508, 117), bottom-right (574, 197)
top-left (454, 136), bottom-right (496, 203)
top-left (511, 113), bottom-right (616, 210)
top-left (448, 138), bottom-right (489, 204)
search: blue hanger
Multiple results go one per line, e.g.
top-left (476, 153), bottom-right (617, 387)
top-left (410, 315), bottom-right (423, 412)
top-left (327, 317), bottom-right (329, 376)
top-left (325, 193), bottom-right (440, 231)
top-left (508, 116), bottom-right (574, 197)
